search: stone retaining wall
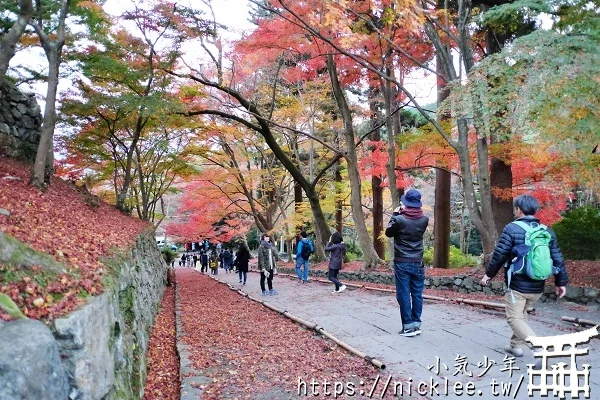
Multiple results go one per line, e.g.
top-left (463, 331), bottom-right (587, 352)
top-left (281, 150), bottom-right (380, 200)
top-left (0, 230), bottom-right (168, 399)
top-left (0, 83), bottom-right (42, 162)
top-left (277, 267), bottom-right (600, 305)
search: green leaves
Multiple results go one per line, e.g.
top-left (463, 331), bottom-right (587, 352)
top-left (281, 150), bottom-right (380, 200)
top-left (481, 0), bottom-right (549, 34)
top-left (0, 293), bottom-right (28, 319)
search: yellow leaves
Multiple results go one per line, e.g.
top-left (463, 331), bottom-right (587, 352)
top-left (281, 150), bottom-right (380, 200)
top-left (78, 1), bottom-right (104, 13)
top-left (33, 298), bottom-right (45, 308)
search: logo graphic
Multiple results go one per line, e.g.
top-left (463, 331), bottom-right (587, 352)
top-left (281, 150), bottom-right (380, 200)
top-left (526, 326), bottom-right (599, 399)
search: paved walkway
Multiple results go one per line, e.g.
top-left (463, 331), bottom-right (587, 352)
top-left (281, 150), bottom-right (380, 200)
top-left (212, 269), bottom-right (600, 400)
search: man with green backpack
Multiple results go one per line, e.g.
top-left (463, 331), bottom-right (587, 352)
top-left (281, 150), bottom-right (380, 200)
top-left (480, 194), bottom-right (568, 361)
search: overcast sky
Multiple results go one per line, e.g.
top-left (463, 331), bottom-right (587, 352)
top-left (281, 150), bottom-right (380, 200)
top-left (16, 0), bottom-right (436, 117)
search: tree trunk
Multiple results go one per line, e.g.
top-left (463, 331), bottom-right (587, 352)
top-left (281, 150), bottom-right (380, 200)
top-left (327, 54), bottom-right (382, 268)
top-left (433, 169), bottom-right (451, 268)
top-left (383, 67), bottom-right (400, 210)
top-left (31, 48), bottom-right (59, 188)
top-left (30, 0), bottom-right (69, 188)
top-left (485, 10), bottom-right (514, 236)
top-left (490, 156), bottom-right (514, 235)
top-left (305, 187), bottom-right (328, 260)
top-left (0, 0), bottom-right (33, 85)
top-left (455, 118), bottom-right (497, 263)
top-left (294, 178), bottom-right (303, 251)
top-left (370, 86), bottom-right (385, 258)
top-left (386, 68), bottom-right (402, 264)
top-left (433, 48), bottom-right (451, 269)
top-left (335, 160), bottom-right (343, 233)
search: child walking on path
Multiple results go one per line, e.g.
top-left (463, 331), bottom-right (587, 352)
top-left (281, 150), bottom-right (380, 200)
top-left (324, 231), bottom-right (347, 293)
top-left (209, 252), bottom-right (219, 275)
top-left (258, 233), bottom-right (278, 296)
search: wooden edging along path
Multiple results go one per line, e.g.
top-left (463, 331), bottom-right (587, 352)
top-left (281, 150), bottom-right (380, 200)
top-left (208, 275), bottom-right (387, 371)
top-left (266, 270), bottom-right (535, 313)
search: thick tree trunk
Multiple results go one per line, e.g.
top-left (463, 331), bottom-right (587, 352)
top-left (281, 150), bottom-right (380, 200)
top-left (0, 0), bottom-right (33, 85)
top-left (31, 49), bottom-right (60, 188)
top-left (370, 87), bottom-right (385, 258)
top-left (386, 69), bottom-right (402, 263)
top-left (490, 156), bottom-right (514, 235)
top-left (485, 12), bottom-right (514, 236)
top-left (433, 169), bottom-right (451, 268)
top-left (383, 68), bottom-right (400, 210)
top-left (327, 54), bottom-right (383, 268)
top-left (455, 119), bottom-right (497, 264)
top-left (30, 0), bottom-right (69, 188)
top-left (433, 50), bottom-right (451, 269)
top-left (305, 187), bottom-right (328, 260)
top-left (372, 174), bottom-right (384, 257)
top-left (294, 178), bottom-right (303, 231)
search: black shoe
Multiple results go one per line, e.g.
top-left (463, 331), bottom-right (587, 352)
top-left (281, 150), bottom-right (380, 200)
top-left (399, 328), bottom-right (418, 337)
top-left (414, 327), bottom-right (421, 335)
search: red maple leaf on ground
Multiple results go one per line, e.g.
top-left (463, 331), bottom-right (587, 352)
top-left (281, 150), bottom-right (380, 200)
top-left (174, 269), bottom-right (384, 399)
top-left (144, 286), bottom-right (179, 400)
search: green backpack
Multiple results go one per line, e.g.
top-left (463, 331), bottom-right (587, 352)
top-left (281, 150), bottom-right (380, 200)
top-left (510, 221), bottom-right (554, 280)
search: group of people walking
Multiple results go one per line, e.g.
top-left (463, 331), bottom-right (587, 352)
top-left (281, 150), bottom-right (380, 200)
top-left (385, 189), bottom-right (569, 371)
top-left (180, 244), bottom-right (251, 278)
top-left (256, 229), bottom-right (348, 296)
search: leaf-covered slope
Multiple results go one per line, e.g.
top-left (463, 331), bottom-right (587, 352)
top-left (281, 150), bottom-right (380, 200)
top-left (0, 156), bottom-right (149, 321)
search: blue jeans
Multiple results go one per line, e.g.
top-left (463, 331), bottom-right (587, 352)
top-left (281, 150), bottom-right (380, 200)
top-left (295, 257), bottom-right (309, 281)
top-left (394, 262), bottom-right (425, 330)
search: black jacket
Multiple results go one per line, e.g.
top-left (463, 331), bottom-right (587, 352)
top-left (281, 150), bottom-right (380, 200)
top-left (385, 212), bottom-right (429, 262)
top-left (324, 242), bottom-right (347, 270)
top-left (486, 216), bottom-right (568, 293)
top-left (235, 248), bottom-right (251, 272)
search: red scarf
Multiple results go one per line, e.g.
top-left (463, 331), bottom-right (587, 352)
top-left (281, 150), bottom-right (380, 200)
top-left (400, 207), bottom-right (424, 220)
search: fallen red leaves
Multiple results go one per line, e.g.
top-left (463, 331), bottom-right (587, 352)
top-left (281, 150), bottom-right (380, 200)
top-left (563, 260), bottom-right (600, 288)
top-left (0, 156), bottom-right (149, 321)
top-left (176, 269), bottom-right (380, 399)
top-left (144, 286), bottom-right (179, 400)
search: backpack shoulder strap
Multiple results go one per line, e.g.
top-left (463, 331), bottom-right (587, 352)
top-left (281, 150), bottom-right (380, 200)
top-left (512, 220), bottom-right (548, 232)
top-left (511, 220), bottom-right (532, 232)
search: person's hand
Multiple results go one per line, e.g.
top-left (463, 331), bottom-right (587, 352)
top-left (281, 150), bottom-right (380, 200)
top-left (480, 275), bottom-right (491, 287)
top-left (273, 268), bottom-right (277, 275)
top-left (261, 269), bottom-right (267, 275)
top-left (393, 206), bottom-right (403, 213)
top-left (556, 286), bottom-right (567, 298)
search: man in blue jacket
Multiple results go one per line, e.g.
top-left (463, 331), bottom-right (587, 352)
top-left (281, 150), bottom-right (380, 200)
top-left (296, 231), bottom-right (314, 283)
top-left (480, 194), bottom-right (568, 360)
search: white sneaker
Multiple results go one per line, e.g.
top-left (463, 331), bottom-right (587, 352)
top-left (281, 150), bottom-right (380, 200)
top-left (332, 290), bottom-right (339, 294)
top-left (338, 285), bottom-right (347, 293)
top-left (504, 346), bottom-right (524, 357)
